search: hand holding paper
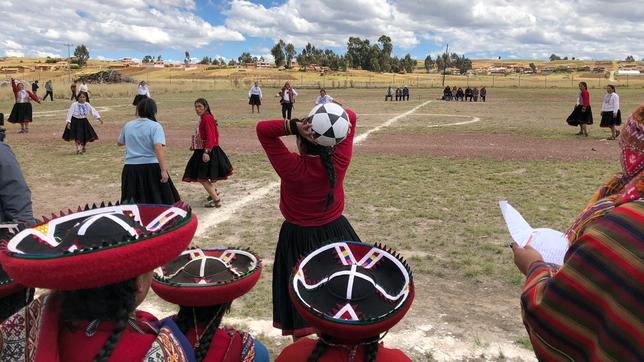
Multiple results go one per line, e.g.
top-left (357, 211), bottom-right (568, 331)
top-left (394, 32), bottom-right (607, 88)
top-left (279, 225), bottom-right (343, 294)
top-left (499, 201), bottom-right (569, 266)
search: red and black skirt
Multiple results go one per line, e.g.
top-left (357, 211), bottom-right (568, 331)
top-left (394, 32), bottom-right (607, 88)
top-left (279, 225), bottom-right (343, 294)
top-left (182, 147), bottom-right (233, 182)
top-left (62, 117), bottom-right (98, 145)
top-left (8, 103), bottom-right (32, 123)
top-left (272, 215), bottom-right (361, 337)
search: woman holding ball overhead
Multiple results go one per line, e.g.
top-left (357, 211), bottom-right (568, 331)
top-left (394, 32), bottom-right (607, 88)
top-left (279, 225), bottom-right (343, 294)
top-left (256, 102), bottom-right (360, 339)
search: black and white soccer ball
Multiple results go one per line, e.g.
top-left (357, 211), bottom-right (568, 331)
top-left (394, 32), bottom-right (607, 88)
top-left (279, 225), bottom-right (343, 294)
top-left (307, 103), bottom-right (350, 147)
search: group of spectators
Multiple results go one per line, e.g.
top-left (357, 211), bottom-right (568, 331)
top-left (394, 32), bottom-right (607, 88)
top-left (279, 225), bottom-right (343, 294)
top-left (385, 85), bottom-right (410, 101)
top-left (442, 86), bottom-right (486, 102)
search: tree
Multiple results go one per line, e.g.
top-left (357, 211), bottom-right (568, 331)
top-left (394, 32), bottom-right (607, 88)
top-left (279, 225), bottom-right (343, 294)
top-left (73, 45), bottom-right (89, 67)
top-left (211, 58), bottom-right (220, 66)
top-left (346, 37), bottom-right (371, 70)
top-left (238, 52), bottom-right (253, 65)
top-left (369, 45), bottom-right (381, 72)
top-left (142, 55), bottom-right (153, 63)
top-left (228, 59), bottom-right (236, 66)
top-left (549, 53), bottom-right (561, 61)
top-left (198, 56), bottom-right (211, 65)
top-left (402, 54), bottom-right (416, 73)
top-left (285, 43), bottom-right (296, 68)
top-left (563, 56), bottom-right (568, 60)
top-left (625, 55), bottom-right (635, 62)
top-left (184, 51), bottom-right (191, 65)
top-left (157, 55), bottom-right (162, 61)
top-left (378, 35), bottom-right (392, 72)
top-left (424, 55), bottom-right (434, 72)
top-left (271, 40), bottom-right (286, 67)
top-left (529, 62), bottom-right (537, 73)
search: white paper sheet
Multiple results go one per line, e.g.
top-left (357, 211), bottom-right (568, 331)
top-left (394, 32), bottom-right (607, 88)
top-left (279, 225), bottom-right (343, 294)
top-left (499, 200), bottom-right (569, 266)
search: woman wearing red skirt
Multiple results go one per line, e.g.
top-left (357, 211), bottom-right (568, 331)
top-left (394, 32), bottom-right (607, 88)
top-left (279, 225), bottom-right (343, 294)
top-left (182, 98), bottom-right (233, 208)
top-left (256, 105), bottom-right (361, 339)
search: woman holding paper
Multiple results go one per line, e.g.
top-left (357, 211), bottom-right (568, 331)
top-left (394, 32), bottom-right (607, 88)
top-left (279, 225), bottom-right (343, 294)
top-left (510, 104), bottom-right (643, 361)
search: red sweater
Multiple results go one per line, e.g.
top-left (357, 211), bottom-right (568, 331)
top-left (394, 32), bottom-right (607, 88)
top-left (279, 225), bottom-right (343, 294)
top-left (199, 113), bottom-right (219, 149)
top-left (581, 89), bottom-right (590, 106)
top-left (256, 108), bottom-right (356, 226)
top-left (276, 338), bottom-right (412, 362)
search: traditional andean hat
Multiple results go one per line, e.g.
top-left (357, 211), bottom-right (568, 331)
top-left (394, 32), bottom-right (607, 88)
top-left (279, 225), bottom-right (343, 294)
top-left (290, 241), bottom-right (414, 342)
top-left (152, 247), bottom-right (262, 307)
top-left (0, 202), bottom-right (197, 290)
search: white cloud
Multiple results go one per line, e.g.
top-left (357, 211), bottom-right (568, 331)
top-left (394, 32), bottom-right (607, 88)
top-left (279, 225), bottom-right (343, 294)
top-left (223, 0), bottom-right (644, 59)
top-left (0, 0), bottom-right (244, 57)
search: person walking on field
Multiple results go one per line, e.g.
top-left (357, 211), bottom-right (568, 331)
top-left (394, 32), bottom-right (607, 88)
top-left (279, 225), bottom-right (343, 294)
top-left (182, 98), bottom-right (233, 208)
top-left (62, 92), bottom-right (102, 154)
top-left (31, 81), bottom-right (39, 97)
top-left (79, 80), bottom-right (90, 102)
top-left (256, 104), bottom-right (361, 340)
top-left (43, 80), bottom-right (53, 101)
top-left (132, 81), bottom-right (150, 106)
top-left (70, 81), bottom-right (78, 101)
top-left (118, 98), bottom-right (180, 204)
top-left (249, 81), bottom-right (262, 113)
top-left (7, 78), bottom-right (41, 134)
top-left (278, 82), bottom-right (297, 120)
top-left (599, 84), bottom-right (621, 140)
top-left (566, 81), bottom-right (593, 136)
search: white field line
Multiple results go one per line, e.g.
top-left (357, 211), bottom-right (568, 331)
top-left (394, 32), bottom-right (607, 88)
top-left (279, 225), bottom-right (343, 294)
top-left (353, 100), bottom-right (433, 144)
top-left (195, 100), bottom-right (433, 236)
top-left (427, 116), bottom-right (480, 128)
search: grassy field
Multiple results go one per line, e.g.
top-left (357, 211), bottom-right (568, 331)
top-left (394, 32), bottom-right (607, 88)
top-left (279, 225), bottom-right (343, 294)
top-left (2, 86), bottom-right (638, 361)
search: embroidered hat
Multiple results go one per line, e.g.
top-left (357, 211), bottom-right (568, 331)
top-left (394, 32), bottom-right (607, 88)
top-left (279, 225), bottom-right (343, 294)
top-left (289, 241), bottom-right (414, 342)
top-left (0, 202), bottom-right (197, 290)
top-left (152, 247), bottom-right (262, 307)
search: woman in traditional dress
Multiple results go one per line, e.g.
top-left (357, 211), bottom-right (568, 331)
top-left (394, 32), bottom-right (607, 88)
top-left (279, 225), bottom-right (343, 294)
top-left (153, 247), bottom-right (270, 361)
top-left (62, 92), bottom-right (102, 154)
top-left (133, 81), bottom-right (151, 106)
top-left (256, 105), bottom-right (360, 339)
top-left (118, 98), bottom-right (180, 204)
top-left (599, 84), bottom-right (621, 140)
top-left (7, 78), bottom-right (41, 134)
top-left (566, 81), bottom-right (593, 136)
top-left (248, 82), bottom-right (262, 113)
top-left (182, 98), bottom-right (232, 208)
top-left (0, 202), bottom-right (199, 361)
top-left (511, 104), bottom-right (643, 361)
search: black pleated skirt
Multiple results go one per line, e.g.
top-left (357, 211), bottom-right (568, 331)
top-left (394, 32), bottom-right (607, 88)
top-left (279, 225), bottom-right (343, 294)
top-left (62, 117), bottom-right (98, 145)
top-left (182, 147), bottom-right (233, 182)
top-left (132, 94), bottom-right (148, 106)
top-left (272, 215), bottom-right (361, 337)
top-left (600, 110), bottom-right (622, 128)
top-left (8, 103), bottom-right (32, 123)
top-left (566, 105), bottom-right (593, 126)
top-left (121, 163), bottom-right (180, 204)
top-left (249, 94), bottom-right (261, 105)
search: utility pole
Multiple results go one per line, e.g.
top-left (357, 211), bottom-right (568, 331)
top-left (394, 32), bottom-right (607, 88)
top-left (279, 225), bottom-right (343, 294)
top-left (441, 43), bottom-right (449, 88)
top-left (64, 43), bottom-right (73, 82)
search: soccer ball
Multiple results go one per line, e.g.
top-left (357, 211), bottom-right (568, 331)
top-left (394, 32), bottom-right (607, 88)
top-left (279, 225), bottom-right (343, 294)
top-left (307, 103), bottom-right (350, 147)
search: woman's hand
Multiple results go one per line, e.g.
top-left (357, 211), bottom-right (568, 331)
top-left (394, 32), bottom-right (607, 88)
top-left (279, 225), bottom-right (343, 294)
top-left (98, 118), bottom-right (103, 124)
top-left (160, 168), bottom-right (170, 183)
top-left (202, 152), bottom-right (210, 163)
top-left (296, 119), bottom-right (317, 144)
top-left (66, 123), bottom-right (71, 130)
top-left (510, 243), bottom-right (544, 276)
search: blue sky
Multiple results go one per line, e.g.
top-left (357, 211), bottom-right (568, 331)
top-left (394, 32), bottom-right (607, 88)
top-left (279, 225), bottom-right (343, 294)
top-left (1, 0), bottom-right (642, 62)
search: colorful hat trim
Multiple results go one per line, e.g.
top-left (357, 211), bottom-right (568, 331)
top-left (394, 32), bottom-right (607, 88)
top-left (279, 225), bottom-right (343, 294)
top-left (289, 241), bottom-right (414, 342)
top-left (0, 202), bottom-right (197, 290)
top-left (152, 247), bottom-right (262, 307)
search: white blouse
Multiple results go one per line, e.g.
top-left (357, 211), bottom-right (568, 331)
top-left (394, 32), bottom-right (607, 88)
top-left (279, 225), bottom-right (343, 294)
top-left (16, 90), bottom-right (31, 103)
top-left (249, 86), bottom-right (262, 98)
top-left (137, 85), bottom-right (150, 96)
top-left (601, 93), bottom-right (620, 114)
top-left (79, 84), bottom-right (89, 93)
top-left (282, 88), bottom-right (298, 102)
top-left (315, 95), bottom-right (333, 105)
top-left (66, 102), bottom-right (101, 122)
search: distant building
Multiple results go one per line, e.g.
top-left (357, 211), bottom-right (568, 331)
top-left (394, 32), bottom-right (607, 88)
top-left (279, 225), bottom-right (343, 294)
top-left (256, 60), bottom-right (273, 68)
top-left (617, 69), bottom-right (641, 76)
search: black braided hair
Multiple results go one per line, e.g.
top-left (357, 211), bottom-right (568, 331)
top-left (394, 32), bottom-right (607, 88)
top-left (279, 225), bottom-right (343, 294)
top-left (297, 132), bottom-right (337, 209)
top-left (175, 303), bottom-right (231, 362)
top-left (59, 278), bottom-right (137, 362)
top-left (364, 339), bottom-right (380, 362)
top-left (306, 338), bottom-right (329, 362)
top-left (136, 98), bottom-right (158, 122)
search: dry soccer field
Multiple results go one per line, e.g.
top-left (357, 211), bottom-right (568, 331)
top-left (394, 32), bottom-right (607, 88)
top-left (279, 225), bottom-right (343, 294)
top-left (2, 86), bottom-right (642, 361)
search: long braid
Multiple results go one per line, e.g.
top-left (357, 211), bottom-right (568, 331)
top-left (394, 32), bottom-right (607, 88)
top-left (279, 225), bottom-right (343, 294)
top-left (59, 278), bottom-right (137, 362)
top-left (194, 303), bottom-right (229, 362)
top-left (364, 340), bottom-right (380, 362)
top-left (297, 134), bottom-right (337, 209)
top-left (307, 339), bottom-right (329, 362)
